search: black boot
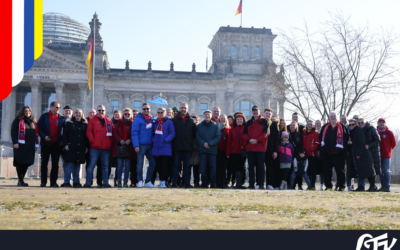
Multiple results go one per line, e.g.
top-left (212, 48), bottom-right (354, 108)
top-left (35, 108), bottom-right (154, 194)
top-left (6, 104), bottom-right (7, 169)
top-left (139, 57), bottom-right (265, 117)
top-left (353, 186), bottom-right (365, 192)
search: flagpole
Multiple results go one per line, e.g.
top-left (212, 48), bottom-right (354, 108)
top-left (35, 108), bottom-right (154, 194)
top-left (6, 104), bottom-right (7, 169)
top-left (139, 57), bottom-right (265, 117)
top-left (91, 14), bottom-right (96, 109)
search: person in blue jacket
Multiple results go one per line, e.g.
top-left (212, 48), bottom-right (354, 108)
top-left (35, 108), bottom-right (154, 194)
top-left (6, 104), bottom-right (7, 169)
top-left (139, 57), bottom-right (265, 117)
top-left (151, 107), bottom-right (176, 188)
top-left (131, 102), bottom-right (157, 188)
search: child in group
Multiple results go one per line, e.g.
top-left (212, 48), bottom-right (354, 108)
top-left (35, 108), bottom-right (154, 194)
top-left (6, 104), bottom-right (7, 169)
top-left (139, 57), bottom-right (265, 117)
top-left (278, 132), bottom-right (294, 190)
top-left (290, 148), bottom-right (314, 190)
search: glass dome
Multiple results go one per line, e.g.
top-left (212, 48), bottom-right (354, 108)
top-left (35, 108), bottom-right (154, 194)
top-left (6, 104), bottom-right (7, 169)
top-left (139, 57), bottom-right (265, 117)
top-left (43, 12), bottom-right (90, 44)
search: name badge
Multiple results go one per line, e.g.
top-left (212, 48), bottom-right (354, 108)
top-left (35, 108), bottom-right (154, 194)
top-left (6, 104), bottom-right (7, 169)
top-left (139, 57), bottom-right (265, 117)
top-left (383, 135), bottom-right (387, 138)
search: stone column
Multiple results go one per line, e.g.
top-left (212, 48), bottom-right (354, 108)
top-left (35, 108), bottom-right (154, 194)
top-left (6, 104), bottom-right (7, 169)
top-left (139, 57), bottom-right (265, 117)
top-left (54, 81), bottom-right (65, 105)
top-left (29, 81), bottom-right (41, 119)
top-left (78, 83), bottom-right (88, 115)
top-left (225, 92), bottom-right (235, 115)
top-left (262, 92), bottom-right (271, 111)
top-left (1, 88), bottom-right (17, 143)
top-left (278, 99), bottom-right (285, 120)
top-left (122, 92), bottom-right (131, 110)
top-left (189, 93), bottom-right (198, 116)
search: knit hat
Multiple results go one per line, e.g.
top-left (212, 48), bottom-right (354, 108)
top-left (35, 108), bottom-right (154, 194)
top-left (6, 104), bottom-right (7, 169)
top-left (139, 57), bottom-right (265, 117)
top-left (298, 148), bottom-right (306, 155)
top-left (172, 107), bottom-right (179, 112)
top-left (63, 105), bottom-right (72, 110)
top-left (281, 131), bottom-right (289, 138)
top-left (378, 118), bottom-right (386, 123)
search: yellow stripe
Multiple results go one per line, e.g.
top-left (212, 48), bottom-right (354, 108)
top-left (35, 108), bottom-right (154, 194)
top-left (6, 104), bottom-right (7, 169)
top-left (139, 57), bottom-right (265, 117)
top-left (235, 9), bottom-right (239, 16)
top-left (34, 0), bottom-right (43, 60)
top-left (88, 64), bottom-right (92, 90)
top-left (85, 51), bottom-right (92, 67)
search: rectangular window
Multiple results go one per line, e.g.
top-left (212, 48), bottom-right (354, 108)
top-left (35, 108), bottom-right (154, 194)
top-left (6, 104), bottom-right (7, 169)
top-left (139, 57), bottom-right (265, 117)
top-left (16, 86), bottom-right (32, 115)
top-left (133, 101), bottom-right (141, 111)
top-left (111, 100), bottom-right (119, 112)
top-left (200, 103), bottom-right (208, 115)
top-left (178, 102), bottom-right (181, 108)
top-left (41, 87), bottom-right (56, 114)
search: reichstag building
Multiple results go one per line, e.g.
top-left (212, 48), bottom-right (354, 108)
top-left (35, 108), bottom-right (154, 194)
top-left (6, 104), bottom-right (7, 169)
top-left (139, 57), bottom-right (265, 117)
top-left (0, 12), bottom-right (286, 145)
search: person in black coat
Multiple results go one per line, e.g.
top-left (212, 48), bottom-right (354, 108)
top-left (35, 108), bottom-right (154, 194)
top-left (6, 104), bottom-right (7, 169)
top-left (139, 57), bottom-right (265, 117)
top-left (349, 120), bottom-right (376, 192)
top-left (62, 109), bottom-right (89, 188)
top-left (288, 121), bottom-right (304, 189)
top-left (11, 106), bottom-right (39, 186)
top-left (263, 109), bottom-right (280, 190)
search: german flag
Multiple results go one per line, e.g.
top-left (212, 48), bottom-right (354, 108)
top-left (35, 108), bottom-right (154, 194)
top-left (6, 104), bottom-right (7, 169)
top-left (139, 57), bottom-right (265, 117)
top-left (235, 0), bottom-right (242, 16)
top-left (85, 29), bottom-right (94, 90)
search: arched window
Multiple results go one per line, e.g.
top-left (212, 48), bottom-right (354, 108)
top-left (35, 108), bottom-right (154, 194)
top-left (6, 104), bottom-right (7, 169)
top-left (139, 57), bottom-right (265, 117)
top-left (243, 46), bottom-right (248, 57)
top-left (235, 101), bottom-right (255, 117)
top-left (231, 46), bottom-right (237, 56)
top-left (255, 47), bottom-right (260, 57)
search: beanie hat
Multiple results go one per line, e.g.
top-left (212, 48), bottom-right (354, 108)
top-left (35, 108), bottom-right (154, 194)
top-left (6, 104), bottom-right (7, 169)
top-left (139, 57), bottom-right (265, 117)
top-left (298, 148), bottom-right (306, 155)
top-left (281, 131), bottom-right (289, 138)
top-left (172, 107), bottom-right (179, 112)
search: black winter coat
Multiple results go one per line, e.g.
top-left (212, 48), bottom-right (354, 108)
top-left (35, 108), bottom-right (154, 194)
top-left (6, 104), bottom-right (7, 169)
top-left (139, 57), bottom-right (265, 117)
top-left (171, 114), bottom-right (197, 151)
top-left (318, 122), bottom-right (349, 157)
top-left (62, 117), bottom-right (89, 164)
top-left (11, 116), bottom-right (37, 166)
top-left (289, 130), bottom-right (303, 157)
top-left (267, 121), bottom-right (280, 154)
top-left (364, 123), bottom-right (381, 175)
top-left (350, 126), bottom-right (375, 179)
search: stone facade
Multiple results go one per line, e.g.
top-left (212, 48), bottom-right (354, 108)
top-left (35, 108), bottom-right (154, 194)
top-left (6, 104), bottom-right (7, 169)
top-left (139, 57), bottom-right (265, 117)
top-left (0, 14), bottom-right (286, 145)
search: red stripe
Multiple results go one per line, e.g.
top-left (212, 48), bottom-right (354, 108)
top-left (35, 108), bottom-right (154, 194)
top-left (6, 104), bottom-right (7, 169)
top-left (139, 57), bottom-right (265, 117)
top-left (0, 1), bottom-right (13, 101)
top-left (237, 0), bottom-right (242, 14)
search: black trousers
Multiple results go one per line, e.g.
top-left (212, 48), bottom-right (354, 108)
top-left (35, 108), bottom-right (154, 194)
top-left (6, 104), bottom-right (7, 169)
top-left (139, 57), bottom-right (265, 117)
top-left (226, 157), bottom-right (235, 185)
top-left (230, 153), bottom-right (247, 185)
top-left (247, 152), bottom-right (265, 187)
top-left (264, 151), bottom-right (281, 187)
top-left (16, 165), bottom-right (29, 182)
top-left (153, 156), bottom-right (170, 182)
top-left (40, 144), bottom-right (62, 185)
top-left (191, 165), bottom-right (200, 185)
top-left (307, 157), bottom-right (318, 188)
top-left (167, 156), bottom-right (174, 184)
top-left (216, 150), bottom-right (228, 187)
top-left (130, 159), bottom-right (138, 184)
top-left (323, 153), bottom-right (346, 189)
top-left (280, 168), bottom-right (290, 183)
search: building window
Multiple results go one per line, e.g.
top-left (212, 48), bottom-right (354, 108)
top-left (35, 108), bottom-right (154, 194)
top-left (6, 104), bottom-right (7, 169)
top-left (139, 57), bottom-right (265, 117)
top-left (133, 100), bottom-right (141, 111)
top-left (41, 87), bottom-right (56, 114)
top-left (231, 46), bottom-right (237, 56)
top-left (16, 86), bottom-right (32, 115)
top-left (255, 47), bottom-right (260, 57)
top-left (111, 100), bottom-right (119, 112)
top-left (177, 102), bottom-right (182, 108)
top-left (200, 103), bottom-right (208, 115)
top-left (235, 100), bottom-right (255, 117)
top-left (0, 101), bottom-right (2, 139)
top-left (243, 46), bottom-right (248, 57)
top-left (156, 98), bottom-right (167, 110)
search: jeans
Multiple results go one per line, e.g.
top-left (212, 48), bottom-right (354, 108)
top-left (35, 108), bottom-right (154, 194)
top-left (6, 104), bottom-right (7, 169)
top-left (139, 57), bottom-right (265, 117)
top-left (117, 158), bottom-right (131, 182)
top-left (173, 151), bottom-right (192, 185)
top-left (247, 152), bottom-right (265, 188)
top-left (136, 144), bottom-right (156, 183)
top-left (200, 153), bottom-right (217, 186)
top-left (40, 144), bottom-right (62, 185)
top-left (64, 162), bottom-right (80, 184)
top-left (85, 148), bottom-right (110, 185)
top-left (380, 158), bottom-right (391, 188)
top-left (290, 172), bottom-right (311, 189)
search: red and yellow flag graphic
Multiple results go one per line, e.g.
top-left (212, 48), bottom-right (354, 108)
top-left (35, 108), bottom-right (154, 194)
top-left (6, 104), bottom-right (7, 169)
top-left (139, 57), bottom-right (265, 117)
top-left (85, 34), bottom-right (94, 90)
top-left (235, 0), bottom-right (242, 16)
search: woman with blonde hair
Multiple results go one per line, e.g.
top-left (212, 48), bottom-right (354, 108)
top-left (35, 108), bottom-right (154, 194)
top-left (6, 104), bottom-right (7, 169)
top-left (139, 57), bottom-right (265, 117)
top-left (167, 108), bottom-right (174, 119)
top-left (216, 114), bottom-right (231, 188)
top-left (11, 106), bottom-right (39, 186)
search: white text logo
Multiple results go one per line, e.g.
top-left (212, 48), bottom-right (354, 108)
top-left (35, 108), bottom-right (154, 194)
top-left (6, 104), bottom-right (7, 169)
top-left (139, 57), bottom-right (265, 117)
top-left (356, 233), bottom-right (397, 250)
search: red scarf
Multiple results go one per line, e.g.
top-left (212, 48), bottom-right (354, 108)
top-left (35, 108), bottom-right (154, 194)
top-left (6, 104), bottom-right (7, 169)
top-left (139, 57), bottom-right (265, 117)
top-left (18, 118), bottom-right (39, 148)
top-left (156, 118), bottom-right (164, 135)
top-left (377, 126), bottom-right (388, 134)
top-left (321, 123), bottom-right (343, 149)
top-left (97, 114), bottom-right (113, 136)
top-left (179, 113), bottom-right (189, 122)
top-left (143, 113), bottom-right (152, 129)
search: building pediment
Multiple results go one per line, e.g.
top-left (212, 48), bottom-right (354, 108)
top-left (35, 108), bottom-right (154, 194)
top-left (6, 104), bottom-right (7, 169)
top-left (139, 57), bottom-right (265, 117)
top-left (32, 47), bottom-right (88, 71)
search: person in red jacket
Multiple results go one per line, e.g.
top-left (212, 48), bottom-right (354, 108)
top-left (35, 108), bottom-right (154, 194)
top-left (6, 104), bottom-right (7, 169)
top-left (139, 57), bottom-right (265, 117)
top-left (113, 108), bottom-right (135, 188)
top-left (303, 120), bottom-right (320, 189)
top-left (243, 106), bottom-right (269, 189)
top-left (377, 118), bottom-right (397, 192)
top-left (84, 105), bottom-right (114, 188)
top-left (216, 114), bottom-right (230, 188)
top-left (227, 113), bottom-right (247, 189)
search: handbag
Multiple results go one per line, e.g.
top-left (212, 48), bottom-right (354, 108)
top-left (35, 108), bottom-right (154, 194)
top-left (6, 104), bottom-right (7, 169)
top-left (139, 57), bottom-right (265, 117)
top-left (117, 145), bottom-right (129, 158)
top-left (238, 129), bottom-right (247, 158)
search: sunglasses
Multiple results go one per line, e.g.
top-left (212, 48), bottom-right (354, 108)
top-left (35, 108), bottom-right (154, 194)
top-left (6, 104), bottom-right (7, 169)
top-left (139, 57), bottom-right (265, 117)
top-left (157, 112), bottom-right (164, 114)
top-left (124, 113), bottom-right (131, 116)
top-left (98, 110), bottom-right (105, 112)
top-left (143, 108), bottom-right (150, 111)
top-left (349, 124), bottom-right (356, 127)
top-left (55, 107), bottom-right (61, 109)
top-left (359, 122), bottom-right (364, 124)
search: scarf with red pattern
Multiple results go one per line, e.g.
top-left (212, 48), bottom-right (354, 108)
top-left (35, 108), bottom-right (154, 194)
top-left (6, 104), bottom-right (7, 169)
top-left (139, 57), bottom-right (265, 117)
top-left (97, 114), bottom-right (113, 136)
top-left (18, 118), bottom-right (39, 148)
top-left (321, 123), bottom-right (343, 149)
top-left (143, 113), bottom-right (152, 129)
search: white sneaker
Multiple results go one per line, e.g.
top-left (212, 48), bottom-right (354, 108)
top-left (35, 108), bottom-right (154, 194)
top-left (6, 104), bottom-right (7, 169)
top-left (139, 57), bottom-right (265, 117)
top-left (274, 187), bottom-right (280, 190)
top-left (138, 181), bottom-right (143, 188)
top-left (267, 185), bottom-right (274, 190)
top-left (320, 184), bottom-right (323, 190)
top-left (144, 182), bottom-right (155, 188)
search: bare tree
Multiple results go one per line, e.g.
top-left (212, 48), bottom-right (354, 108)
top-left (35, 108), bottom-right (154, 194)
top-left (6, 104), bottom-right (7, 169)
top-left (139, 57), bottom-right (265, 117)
top-left (275, 11), bottom-right (399, 122)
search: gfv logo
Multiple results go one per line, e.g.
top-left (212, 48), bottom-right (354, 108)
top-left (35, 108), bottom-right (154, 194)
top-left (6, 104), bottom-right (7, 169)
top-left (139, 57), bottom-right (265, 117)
top-left (356, 233), bottom-right (397, 250)
top-left (0, 0), bottom-right (43, 101)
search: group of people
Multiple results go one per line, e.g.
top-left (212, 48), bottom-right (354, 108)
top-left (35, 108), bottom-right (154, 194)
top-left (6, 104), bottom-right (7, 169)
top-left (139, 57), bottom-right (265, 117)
top-left (11, 101), bottom-right (397, 192)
